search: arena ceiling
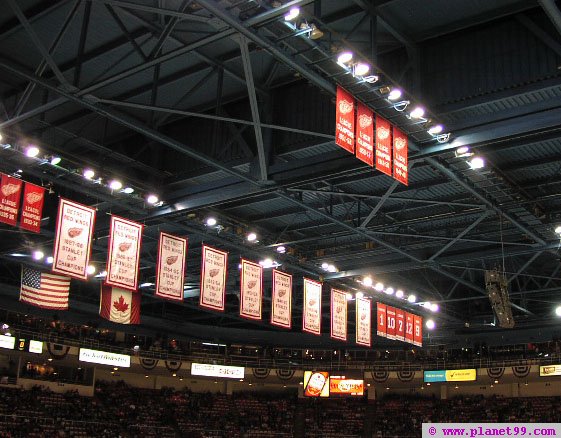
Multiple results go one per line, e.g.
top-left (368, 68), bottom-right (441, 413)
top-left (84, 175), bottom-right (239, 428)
top-left (1, 0), bottom-right (561, 349)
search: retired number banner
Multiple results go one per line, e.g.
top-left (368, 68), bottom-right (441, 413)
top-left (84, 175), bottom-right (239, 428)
top-left (0, 173), bottom-right (23, 227)
top-left (356, 102), bottom-right (374, 166)
top-left (335, 86), bottom-right (355, 153)
top-left (240, 259), bottom-right (263, 320)
top-left (303, 278), bottom-right (322, 335)
top-left (20, 182), bottom-right (45, 233)
top-left (386, 306), bottom-right (397, 340)
top-left (395, 308), bottom-right (405, 341)
top-left (356, 297), bottom-right (371, 347)
top-left (105, 216), bottom-right (143, 291)
top-left (375, 115), bottom-right (392, 176)
top-left (405, 312), bottom-right (414, 344)
top-left (393, 126), bottom-right (408, 185)
top-left (330, 289), bottom-right (347, 341)
top-left (155, 232), bottom-right (187, 301)
top-left (377, 302), bottom-right (387, 337)
top-left (271, 270), bottom-right (292, 328)
top-left (52, 198), bottom-right (96, 280)
top-left (200, 245), bottom-right (228, 311)
top-left (414, 314), bottom-right (423, 347)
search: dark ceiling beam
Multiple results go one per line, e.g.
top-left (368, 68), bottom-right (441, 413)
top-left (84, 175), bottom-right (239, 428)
top-left (515, 13), bottom-right (561, 57)
top-left (538, 0), bottom-right (561, 37)
top-left (0, 0), bottom-right (72, 40)
top-left (87, 0), bottom-right (210, 23)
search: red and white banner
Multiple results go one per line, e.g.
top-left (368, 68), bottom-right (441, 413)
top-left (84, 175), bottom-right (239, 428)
top-left (375, 115), bottom-right (392, 176)
top-left (52, 198), bottom-right (96, 280)
top-left (386, 306), bottom-right (396, 340)
top-left (0, 173), bottom-right (23, 227)
top-left (335, 86), bottom-right (355, 154)
top-left (414, 314), bottom-right (423, 347)
top-left (356, 102), bottom-right (374, 166)
top-left (105, 216), bottom-right (143, 291)
top-left (20, 182), bottom-right (45, 233)
top-left (376, 302), bottom-right (387, 337)
top-left (155, 232), bottom-right (187, 301)
top-left (240, 259), bottom-right (262, 320)
top-left (405, 312), bottom-right (414, 344)
top-left (395, 308), bottom-right (405, 341)
top-left (271, 270), bottom-right (292, 328)
top-left (199, 245), bottom-right (228, 311)
top-left (356, 297), bottom-right (371, 347)
top-left (303, 278), bottom-right (322, 335)
top-left (100, 284), bottom-right (140, 325)
top-left (330, 289), bottom-right (347, 341)
top-left (393, 126), bottom-right (408, 185)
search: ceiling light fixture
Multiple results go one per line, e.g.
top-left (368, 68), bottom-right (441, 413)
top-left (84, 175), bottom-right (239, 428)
top-left (409, 106), bottom-right (425, 119)
top-left (284, 7), bottom-right (300, 21)
top-left (427, 124), bottom-right (444, 135)
top-left (388, 88), bottom-right (402, 101)
top-left (276, 246), bottom-right (286, 254)
top-left (146, 194), bottom-right (159, 205)
top-left (396, 289), bottom-right (404, 299)
top-left (32, 250), bottom-right (44, 261)
top-left (109, 180), bottom-right (122, 190)
top-left (321, 262), bottom-right (329, 270)
top-left (337, 51), bottom-right (353, 65)
top-left (363, 276), bottom-right (373, 287)
top-left (87, 265), bottom-right (96, 275)
top-left (469, 156), bottom-right (485, 170)
top-left (46, 256), bottom-right (54, 264)
top-left (407, 294), bottom-right (417, 303)
top-left (122, 187), bottom-right (134, 194)
top-left (356, 291), bottom-right (364, 299)
top-left (353, 62), bottom-right (370, 76)
top-left (426, 319), bottom-right (436, 330)
top-left (206, 217), bottom-right (217, 227)
top-left (556, 306), bottom-right (561, 317)
top-left (431, 303), bottom-right (439, 312)
top-left (385, 287), bottom-right (394, 295)
top-left (374, 282), bottom-right (384, 292)
top-left (26, 145), bottom-right (40, 158)
top-left (247, 232), bottom-right (257, 242)
top-left (327, 264), bottom-right (337, 273)
top-left (50, 156), bottom-right (62, 165)
top-left (83, 169), bottom-right (95, 179)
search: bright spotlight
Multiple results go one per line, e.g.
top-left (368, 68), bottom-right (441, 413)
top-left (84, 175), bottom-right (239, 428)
top-left (396, 289), bottom-right (404, 299)
top-left (87, 265), bottom-right (96, 275)
top-left (374, 282), bottom-right (384, 292)
top-left (555, 225), bottom-right (561, 234)
top-left (146, 194), bottom-right (159, 205)
top-left (337, 51), bottom-right (353, 65)
top-left (46, 256), bottom-right (54, 264)
top-left (276, 246), bottom-right (286, 254)
top-left (427, 125), bottom-right (443, 135)
top-left (321, 262), bottom-right (329, 270)
top-left (356, 292), bottom-right (364, 299)
top-left (284, 7), bottom-right (299, 21)
top-left (388, 89), bottom-right (402, 101)
top-left (109, 180), bottom-right (122, 190)
top-left (206, 217), bottom-right (217, 227)
top-left (363, 276), bottom-right (373, 287)
top-left (327, 264), bottom-right (337, 273)
top-left (409, 106), bottom-right (425, 119)
top-left (431, 303), bottom-right (439, 312)
top-left (26, 145), bottom-right (40, 158)
top-left (346, 293), bottom-right (353, 300)
top-left (407, 294), bottom-right (417, 303)
top-left (83, 169), bottom-right (95, 179)
top-left (469, 156), bottom-right (485, 170)
top-left (426, 319), bottom-right (435, 330)
top-left (556, 306), bottom-right (561, 317)
top-left (50, 156), bottom-right (62, 165)
top-left (385, 287), bottom-right (394, 295)
top-left (354, 63), bottom-right (370, 76)
top-left (247, 232), bottom-right (257, 242)
top-left (122, 187), bottom-right (134, 194)
top-left (32, 250), bottom-right (44, 261)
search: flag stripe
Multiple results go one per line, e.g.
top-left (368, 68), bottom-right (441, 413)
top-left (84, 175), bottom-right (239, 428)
top-left (20, 293), bottom-right (68, 306)
top-left (21, 287), bottom-right (70, 299)
top-left (20, 266), bottom-right (70, 310)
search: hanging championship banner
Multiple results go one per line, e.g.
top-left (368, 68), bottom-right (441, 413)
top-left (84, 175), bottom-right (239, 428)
top-left (0, 173), bottom-right (23, 227)
top-left (52, 198), bottom-right (96, 280)
top-left (240, 259), bottom-right (263, 320)
top-left (200, 245), bottom-right (228, 311)
top-left (155, 232), bottom-right (187, 301)
top-left (405, 312), bottom-right (415, 344)
top-left (386, 306), bottom-right (396, 340)
top-left (414, 314), bottom-right (423, 347)
top-left (356, 102), bottom-right (374, 166)
top-left (377, 302), bottom-right (387, 337)
top-left (395, 308), bottom-right (405, 341)
top-left (20, 182), bottom-right (45, 233)
top-left (335, 86), bottom-right (355, 154)
top-left (375, 115), bottom-right (392, 176)
top-left (393, 126), bottom-right (408, 185)
top-left (330, 289), bottom-right (348, 341)
top-left (271, 270), bottom-right (292, 328)
top-left (303, 278), bottom-right (322, 335)
top-left (105, 216), bottom-right (143, 291)
top-left (356, 297), bottom-right (371, 347)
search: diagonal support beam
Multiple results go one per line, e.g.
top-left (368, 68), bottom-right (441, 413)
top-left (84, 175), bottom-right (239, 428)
top-left (507, 252), bottom-right (543, 285)
top-left (360, 180), bottom-right (399, 228)
top-left (538, 0), bottom-right (561, 37)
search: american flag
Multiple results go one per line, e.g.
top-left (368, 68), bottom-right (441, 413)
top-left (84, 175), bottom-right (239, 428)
top-left (20, 266), bottom-right (71, 310)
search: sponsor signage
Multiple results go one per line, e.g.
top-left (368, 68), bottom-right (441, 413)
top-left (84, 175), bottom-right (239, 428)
top-left (329, 377), bottom-right (364, 396)
top-left (303, 371), bottom-right (330, 397)
top-left (540, 365), bottom-right (561, 377)
top-left (28, 340), bottom-right (43, 354)
top-left (424, 369), bottom-right (476, 383)
top-left (0, 336), bottom-right (15, 350)
top-left (190, 363), bottom-right (244, 379)
top-left (78, 348), bottom-right (131, 367)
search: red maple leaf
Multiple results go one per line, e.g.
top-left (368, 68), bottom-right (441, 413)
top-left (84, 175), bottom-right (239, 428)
top-left (113, 295), bottom-right (129, 312)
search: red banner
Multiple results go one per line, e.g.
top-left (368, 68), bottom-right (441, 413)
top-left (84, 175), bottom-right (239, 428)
top-left (200, 245), bottom-right (228, 311)
top-left (375, 115), bottom-right (392, 176)
top-left (105, 216), bottom-right (143, 291)
top-left (271, 270), bottom-right (292, 328)
top-left (414, 314), bottom-right (423, 347)
top-left (386, 306), bottom-right (396, 340)
top-left (330, 289), bottom-right (347, 341)
top-left (20, 182), bottom-right (45, 233)
top-left (356, 297), bottom-right (371, 347)
top-left (356, 102), bottom-right (374, 166)
top-left (0, 174), bottom-right (23, 227)
top-left (155, 232), bottom-right (187, 301)
top-left (395, 308), bottom-right (405, 341)
top-left (240, 259), bottom-right (262, 320)
top-left (335, 86), bottom-right (355, 153)
top-left (303, 278), bottom-right (322, 335)
top-left (393, 126), bottom-right (408, 185)
top-left (52, 198), bottom-right (96, 280)
top-left (405, 312), bottom-right (414, 344)
top-left (376, 302), bottom-right (387, 337)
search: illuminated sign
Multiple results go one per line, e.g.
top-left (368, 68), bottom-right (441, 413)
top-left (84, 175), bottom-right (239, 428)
top-left (78, 348), bottom-right (131, 367)
top-left (303, 371), bottom-right (330, 397)
top-left (28, 340), bottom-right (43, 354)
top-left (424, 369), bottom-right (476, 382)
top-left (329, 377), bottom-right (364, 396)
top-left (540, 365), bottom-right (561, 377)
top-left (190, 363), bottom-right (244, 379)
top-left (0, 336), bottom-right (15, 350)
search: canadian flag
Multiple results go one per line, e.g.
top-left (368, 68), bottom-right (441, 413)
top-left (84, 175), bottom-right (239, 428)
top-left (100, 285), bottom-right (140, 325)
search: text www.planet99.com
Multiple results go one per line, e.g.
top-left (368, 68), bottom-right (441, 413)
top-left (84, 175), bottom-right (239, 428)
top-left (423, 424), bottom-right (560, 438)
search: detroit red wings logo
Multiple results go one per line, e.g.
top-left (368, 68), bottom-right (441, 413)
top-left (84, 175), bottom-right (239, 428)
top-left (166, 255), bottom-right (178, 265)
top-left (26, 191), bottom-right (43, 204)
top-left (358, 113), bottom-right (372, 128)
top-left (394, 137), bottom-right (407, 150)
top-left (1, 183), bottom-right (20, 197)
top-left (338, 99), bottom-right (353, 115)
top-left (377, 126), bottom-right (390, 140)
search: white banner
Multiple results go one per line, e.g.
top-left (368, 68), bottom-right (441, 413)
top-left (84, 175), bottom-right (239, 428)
top-left (105, 215), bottom-right (143, 291)
top-left (303, 278), bottom-right (322, 335)
top-left (0, 336), bottom-right (15, 350)
top-left (155, 232), bottom-right (187, 301)
top-left (78, 348), bottom-right (131, 367)
top-left (271, 270), bottom-right (292, 328)
top-left (330, 289), bottom-right (347, 341)
top-left (28, 340), bottom-right (43, 354)
top-left (356, 297), bottom-right (371, 347)
top-left (240, 259), bottom-right (262, 320)
top-left (199, 245), bottom-right (227, 311)
top-left (191, 362), bottom-right (244, 379)
top-left (52, 198), bottom-right (96, 280)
